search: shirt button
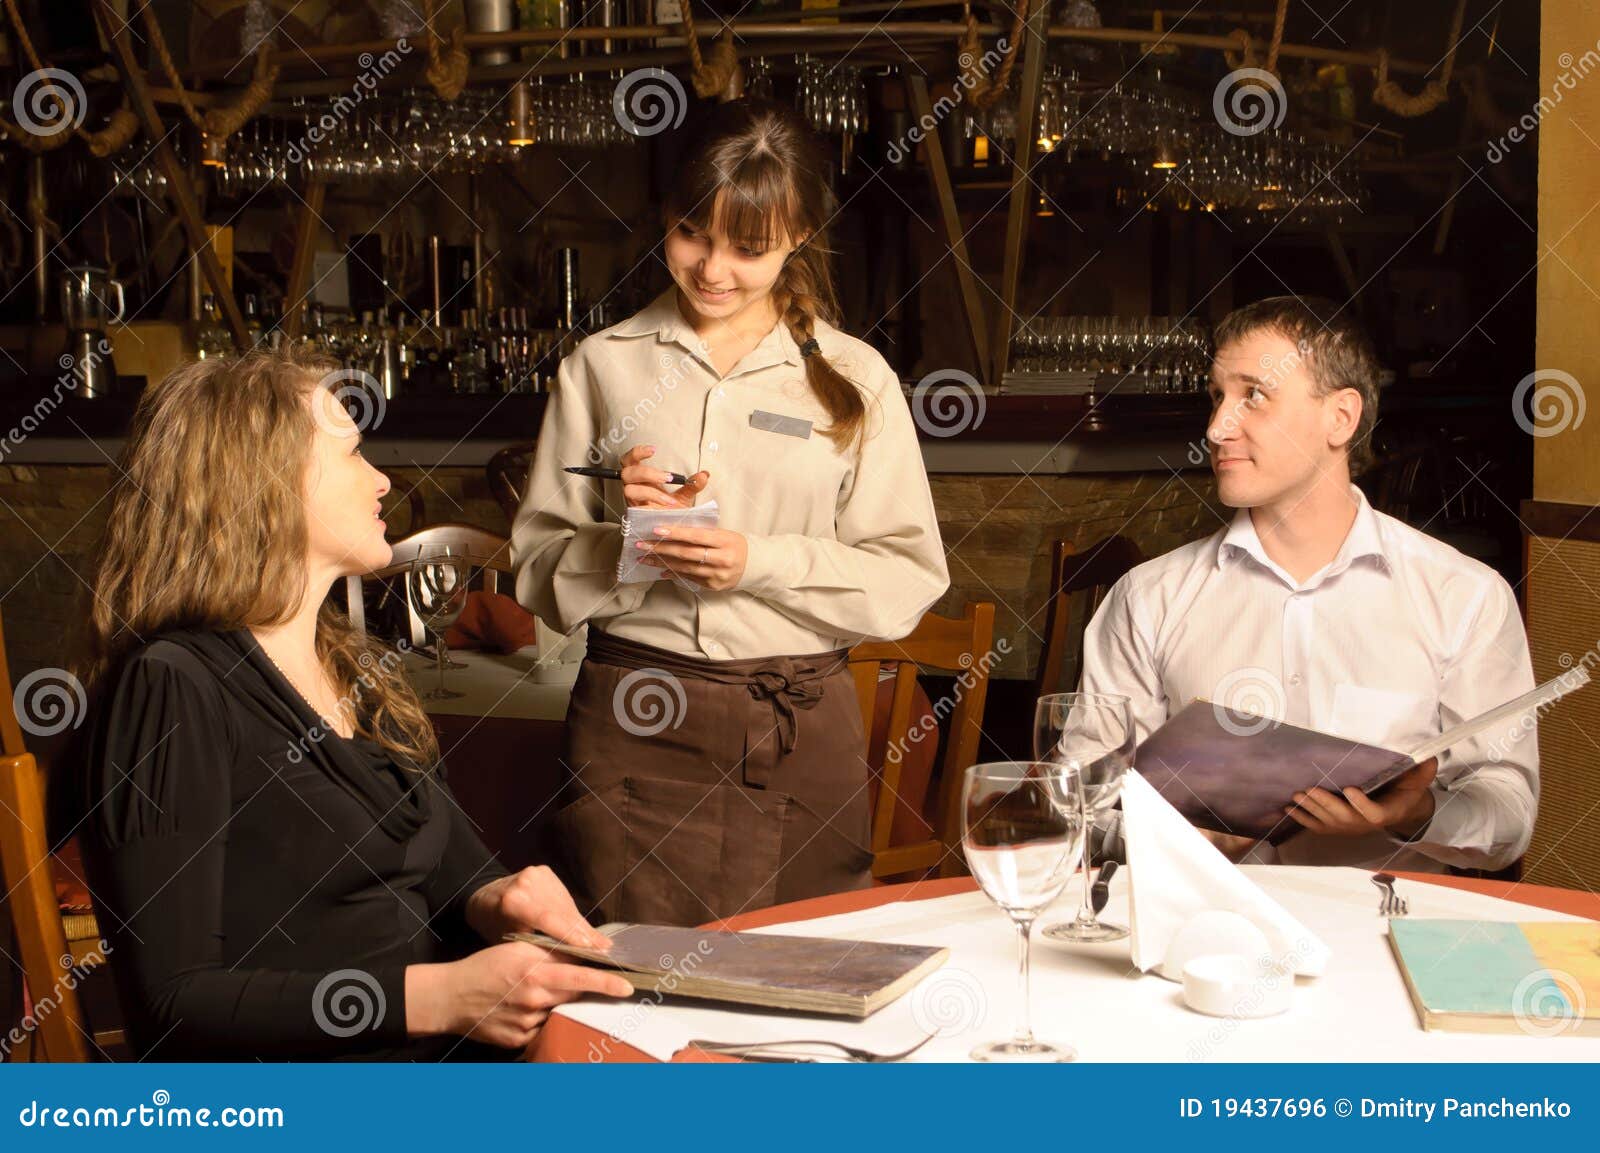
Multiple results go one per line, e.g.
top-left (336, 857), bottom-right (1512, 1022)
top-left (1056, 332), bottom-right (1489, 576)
top-left (716, 387), bottom-right (726, 398)
top-left (705, 640), bottom-right (720, 653)
top-left (708, 441), bottom-right (719, 452)
top-left (1288, 673), bottom-right (1303, 687)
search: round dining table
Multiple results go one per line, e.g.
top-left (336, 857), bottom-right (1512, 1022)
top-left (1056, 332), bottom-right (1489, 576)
top-left (530, 871), bottom-right (1600, 1063)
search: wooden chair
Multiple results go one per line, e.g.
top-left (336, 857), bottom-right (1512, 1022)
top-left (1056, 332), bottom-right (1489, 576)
top-left (0, 613), bottom-right (121, 1061)
top-left (486, 442), bottom-right (535, 526)
top-left (1035, 536), bottom-right (1145, 699)
top-left (385, 486), bottom-right (430, 537)
top-left (344, 522), bottom-right (514, 646)
top-left (849, 602), bottom-right (996, 880)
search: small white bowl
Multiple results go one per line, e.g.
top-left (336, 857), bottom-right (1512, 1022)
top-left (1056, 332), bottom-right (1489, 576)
top-left (1181, 953), bottom-right (1294, 1019)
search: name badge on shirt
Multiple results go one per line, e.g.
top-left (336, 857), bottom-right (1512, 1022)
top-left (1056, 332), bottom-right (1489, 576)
top-left (749, 409), bottom-right (813, 439)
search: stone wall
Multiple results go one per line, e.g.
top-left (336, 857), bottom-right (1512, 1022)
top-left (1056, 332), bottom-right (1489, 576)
top-left (0, 463), bottom-right (1221, 693)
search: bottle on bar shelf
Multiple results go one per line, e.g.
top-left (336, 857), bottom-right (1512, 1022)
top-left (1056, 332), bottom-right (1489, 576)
top-left (243, 294), bottom-right (264, 349)
top-left (197, 294), bottom-right (231, 359)
top-left (282, 304), bottom-right (564, 397)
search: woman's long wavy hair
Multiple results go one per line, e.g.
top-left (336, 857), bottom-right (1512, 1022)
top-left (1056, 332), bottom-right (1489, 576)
top-left (77, 346), bottom-right (439, 769)
top-left (665, 98), bottom-right (867, 450)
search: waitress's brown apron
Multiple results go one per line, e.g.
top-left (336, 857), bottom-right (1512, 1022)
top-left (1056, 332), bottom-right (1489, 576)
top-left (550, 630), bottom-right (873, 926)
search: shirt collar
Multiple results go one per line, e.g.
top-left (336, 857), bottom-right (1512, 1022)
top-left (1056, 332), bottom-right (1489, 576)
top-left (1217, 484), bottom-right (1391, 588)
top-left (605, 289), bottom-right (804, 371)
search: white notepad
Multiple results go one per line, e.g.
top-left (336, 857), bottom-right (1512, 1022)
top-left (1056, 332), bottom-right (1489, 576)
top-left (616, 501), bottom-right (721, 583)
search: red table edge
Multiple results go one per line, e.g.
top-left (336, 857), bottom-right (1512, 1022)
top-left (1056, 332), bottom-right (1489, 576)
top-left (531, 871), bottom-right (1600, 1063)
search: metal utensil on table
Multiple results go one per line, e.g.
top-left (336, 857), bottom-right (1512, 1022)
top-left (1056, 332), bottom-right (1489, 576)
top-left (1371, 871), bottom-right (1408, 917)
top-left (687, 1032), bottom-right (937, 1063)
top-left (1091, 859), bottom-right (1118, 915)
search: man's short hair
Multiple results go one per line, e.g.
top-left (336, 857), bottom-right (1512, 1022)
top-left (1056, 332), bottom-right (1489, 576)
top-left (1213, 296), bottom-right (1381, 475)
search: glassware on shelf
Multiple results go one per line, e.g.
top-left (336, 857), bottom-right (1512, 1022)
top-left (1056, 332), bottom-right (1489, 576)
top-left (1003, 316), bottom-right (1214, 394)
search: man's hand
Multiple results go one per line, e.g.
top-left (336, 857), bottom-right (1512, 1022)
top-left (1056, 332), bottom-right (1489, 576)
top-left (465, 865), bottom-right (612, 950)
top-left (1285, 757), bottom-right (1438, 840)
top-left (1197, 827), bottom-right (1260, 862)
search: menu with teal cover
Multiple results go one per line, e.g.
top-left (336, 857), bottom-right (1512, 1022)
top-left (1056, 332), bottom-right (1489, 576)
top-left (1387, 919), bottom-right (1600, 1036)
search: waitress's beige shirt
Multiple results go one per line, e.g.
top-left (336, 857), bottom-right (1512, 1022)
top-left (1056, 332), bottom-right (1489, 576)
top-left (511, 289), bottom-right (950, 660)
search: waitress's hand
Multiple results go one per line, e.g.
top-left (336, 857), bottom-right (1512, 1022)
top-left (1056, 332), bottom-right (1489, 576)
top-left (465, 865), bottom-right (612, 950)
top-left (619, 444), bottom-right (709, 509)
top-left (409, 942), bottom-right (634, 1050)
top-left (635, 524), bottom-right (748, 591)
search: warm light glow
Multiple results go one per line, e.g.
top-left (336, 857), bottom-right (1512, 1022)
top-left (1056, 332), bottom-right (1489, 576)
top-left (507, 82), bottom-right (536, 147)
top-left (1151, 159), bottom-right (1178, 170)
top-left (973, 135), bottom-right (990, 164)
top-left (201, 133), bottom-right (227, 168)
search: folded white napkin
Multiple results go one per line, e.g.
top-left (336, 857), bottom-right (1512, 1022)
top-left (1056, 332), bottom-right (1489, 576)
top-left (1121, 771), bottom-right (1330, 979)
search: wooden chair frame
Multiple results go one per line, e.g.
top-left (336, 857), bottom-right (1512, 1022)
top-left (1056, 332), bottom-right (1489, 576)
top-left (849, 602), bottom-right (996, 880)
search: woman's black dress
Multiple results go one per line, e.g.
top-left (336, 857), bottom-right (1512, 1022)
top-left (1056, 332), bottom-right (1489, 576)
top-left (53, 628), bottom-right (515, 1061)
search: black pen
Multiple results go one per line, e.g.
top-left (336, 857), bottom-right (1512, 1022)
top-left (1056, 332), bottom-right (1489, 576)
top-left (564, 465), bottom-right (693, 485)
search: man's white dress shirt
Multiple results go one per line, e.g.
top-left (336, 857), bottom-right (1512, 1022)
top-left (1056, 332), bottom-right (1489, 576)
top-left (1081, 486), bottom-right (1537, 872)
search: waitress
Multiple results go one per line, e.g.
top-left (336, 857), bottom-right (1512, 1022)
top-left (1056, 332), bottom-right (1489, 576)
top-left (511, 99), bottom-right (949, 926)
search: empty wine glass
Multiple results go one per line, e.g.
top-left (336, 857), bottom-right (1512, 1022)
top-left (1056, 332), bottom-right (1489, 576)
top-left (407, 546), bottom-right (471, 700)
top-left (1035, 693), bottom-right (1135, 943)
top-left (962, 760), bottom-right (1087, 1062)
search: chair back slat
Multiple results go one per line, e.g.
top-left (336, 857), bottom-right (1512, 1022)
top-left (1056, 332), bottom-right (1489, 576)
top-left (1035, 537), bottom-right (1144, 698)
top-left (486, 443), bottom-right (536, 526)
top-left (849, 602), bottom-right (996, 880)
top-left (344, 523), bottom-right (514, 645)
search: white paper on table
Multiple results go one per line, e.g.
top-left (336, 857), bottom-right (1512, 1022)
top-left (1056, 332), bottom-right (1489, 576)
top-left (1120, 771), bottom-right (1330, 978)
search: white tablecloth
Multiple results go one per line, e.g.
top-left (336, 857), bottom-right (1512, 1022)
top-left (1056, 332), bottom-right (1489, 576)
top-left (553, 866), bottom-right (1600, 1062)
top-left (405, 648), bottom-right (577, 721)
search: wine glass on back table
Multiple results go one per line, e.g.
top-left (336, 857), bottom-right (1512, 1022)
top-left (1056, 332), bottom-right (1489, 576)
top-left (408, 546), bottom-right (470, 700)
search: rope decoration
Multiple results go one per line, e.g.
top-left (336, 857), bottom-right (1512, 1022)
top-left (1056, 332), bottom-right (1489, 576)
top-left (680, 2), bottom-right (740, 100)
top-left (422, 0), bottom-right (470, 102)
top-left (83, 106), bottom-right (140, 156)
top-left (1223, 0), bottom-right (1288, 74)
top-left (140, 5), bottom-right (280, 138)
top-left (1372, 0), bottom-right (1468, 118)
top-left (958, 0), bottom-right (1030, 111)
top-left (0, 0), bottom-right (141, 154)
